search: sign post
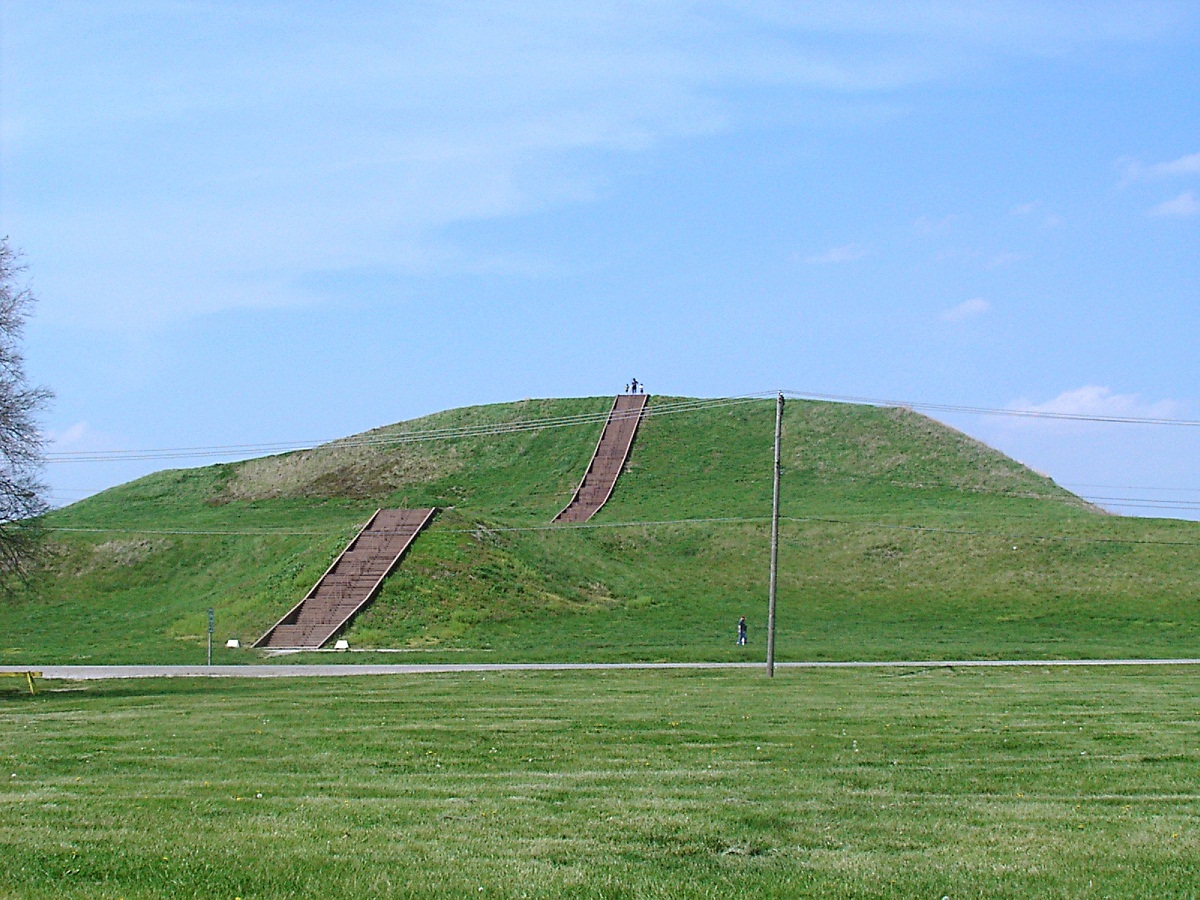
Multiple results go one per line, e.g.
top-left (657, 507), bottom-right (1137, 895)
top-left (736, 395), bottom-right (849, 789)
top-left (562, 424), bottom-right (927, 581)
top-left (767, 392), bottom-right (783, 677)
top-left (207, 607), bottom-right (215, 666)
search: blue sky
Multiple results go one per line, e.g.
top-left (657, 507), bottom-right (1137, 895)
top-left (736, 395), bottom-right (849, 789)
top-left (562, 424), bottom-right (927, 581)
top-left (2, 1), bottom-right (1198, 518)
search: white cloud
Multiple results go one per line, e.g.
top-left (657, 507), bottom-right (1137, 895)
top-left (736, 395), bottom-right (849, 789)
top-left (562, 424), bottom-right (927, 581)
top-left (1149, 190), bottom-right (1200, 217)
top-left (1015, 385), bottom-right (1181, 420)
top-left (1151, 152), bottom-right (1200, 177)
top-left (914, 214), bottom-right (959, 234)
top-left (2, 2), bottom-right (1189, 328)
top-left (802, 244), bottom-right (868, 264)
top-left (941, 297), bottom-right (991, 322)
top-left (1010, 201), bottom-right (1060, 228)
top-left (1122, 151), bottom-right (1200, 181)
top-left (748, 4), bottom-right (1183, 54)
top-left (985, 251), bottom-right (1026, 269)
top-left (47, 421), bottom-right (95, 449)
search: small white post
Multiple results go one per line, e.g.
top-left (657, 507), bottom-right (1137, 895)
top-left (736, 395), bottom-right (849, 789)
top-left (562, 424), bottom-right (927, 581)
top-left (767, 392), bottom-right (783, 678)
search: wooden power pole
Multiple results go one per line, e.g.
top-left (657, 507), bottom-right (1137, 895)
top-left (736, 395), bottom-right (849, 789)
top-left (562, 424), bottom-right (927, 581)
top-left (767, 392), bottom-right (783, 677)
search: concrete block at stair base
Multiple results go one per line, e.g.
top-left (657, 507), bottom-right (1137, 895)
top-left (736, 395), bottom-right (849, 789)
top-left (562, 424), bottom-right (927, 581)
top-left (335, 639), bottom-right (350, 650)
top-left (225, 639), bottom-right (240, 649)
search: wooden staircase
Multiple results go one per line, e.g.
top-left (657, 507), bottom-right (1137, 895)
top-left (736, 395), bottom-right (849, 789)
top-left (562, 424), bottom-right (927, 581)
top-left (254, 508), bottom-right (436, 649)
top-left (554, 394), bottom-right (648, 523)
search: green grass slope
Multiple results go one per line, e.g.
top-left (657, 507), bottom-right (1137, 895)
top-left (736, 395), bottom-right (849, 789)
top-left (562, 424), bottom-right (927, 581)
top-left (3, 396), bottom-right (1199, 664)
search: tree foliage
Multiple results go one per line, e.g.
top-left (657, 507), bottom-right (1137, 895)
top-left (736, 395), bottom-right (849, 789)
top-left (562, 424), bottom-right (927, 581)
top-left (0, 237), bottom-right (52, 582)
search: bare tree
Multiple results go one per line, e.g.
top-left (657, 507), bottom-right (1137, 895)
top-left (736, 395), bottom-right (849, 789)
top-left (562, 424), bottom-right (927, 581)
top-left (0, 238), bottom-right (52, 583)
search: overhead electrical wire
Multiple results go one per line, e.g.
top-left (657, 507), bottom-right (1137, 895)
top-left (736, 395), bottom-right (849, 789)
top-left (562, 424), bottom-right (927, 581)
top-left (1083, 495), bottom-right (1200, 507)
top-left (42, 454), bottom-right (1188, 518)
top-left (45, 388), bottom-right (1200, 465)
top-left (1062, 483), bottom-right (1200, 494)
top-left (44, 394), bottom-right (768, 464)
top-left (40, 388), bottom-right (1200, 524)
top-left (49, 480), bottom-right (1200, 513)
top-left (1085, 501), bottom-right (1200, 512)
top-left (780, 390), bottom-right (1200, 427)
top-left (45, 513), bottom-right (1200, 546)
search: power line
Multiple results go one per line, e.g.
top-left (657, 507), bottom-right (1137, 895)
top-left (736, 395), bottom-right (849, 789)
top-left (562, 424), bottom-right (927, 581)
top-left (48, 481), bottom-right (1200, 512)
top-left (780, 390), bottom-right (1200, 427)
top-left (778, 516), bottom-right (1200, 547)
top-left (44, 395), bottom-right (768, 464)
top-left (1087, 501), bottom-right (1200, 512)
top-left (46, 516), bottom-right (764, 537)
top-left (41, 390), bottom-right (1200, 524)
top-left (48, 526), bottom-right (353, 536)
top-left (1084, 495), bottom-right (1200, 506)
top-left (1063, 482), bottom-right (1200, 494)
top-left (43, 388), bottom-right (1200, 466)
top-left (44, 479), bottom-right (1200, 523)
top-left (45, 513), bottom-right (1200, 547)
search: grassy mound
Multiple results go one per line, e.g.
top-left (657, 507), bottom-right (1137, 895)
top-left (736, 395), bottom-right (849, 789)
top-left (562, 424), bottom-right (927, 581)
top-left (3, 397), bottom-right (1199, 664)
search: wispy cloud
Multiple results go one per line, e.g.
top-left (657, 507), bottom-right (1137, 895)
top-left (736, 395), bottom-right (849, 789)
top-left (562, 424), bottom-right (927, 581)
top-left (914, 214), bottom-right (960, 235)
top-left (802, 244), bottom-right (868, 264)
top-left (1149, 190), bottom-right (1199, 217)
top-left (941, 297), bottom-right (991, 322)
top-left (1014, 386), bottom-right (1181, 420)
top-left (1121, 151), bottom-right (1200, 181)
top-left (3, 2), bottom-right (1189, 328)
top-left (1151, 152), bottom-right (1200, 177)
top-left (1010, 200), bottom-right (1060, 228)
top-left (985, 251), bottom-right (1026, 269)
top-left (47, 421), bottom-right (99, 450)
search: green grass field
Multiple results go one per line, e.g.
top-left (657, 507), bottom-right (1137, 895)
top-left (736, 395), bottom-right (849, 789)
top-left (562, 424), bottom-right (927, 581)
top-left (4, 396), bottom-right (1199, 665)
top-left (3, 667), bottom-right (1199, 898)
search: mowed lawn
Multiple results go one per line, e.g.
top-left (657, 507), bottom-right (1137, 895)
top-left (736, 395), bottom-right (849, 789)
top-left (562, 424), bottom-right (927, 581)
top-left (3, 669), bottom-right (1199, 898)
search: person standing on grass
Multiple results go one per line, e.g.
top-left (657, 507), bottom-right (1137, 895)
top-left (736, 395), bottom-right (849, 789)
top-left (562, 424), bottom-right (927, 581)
top-left (737, 616), bottom-right (747, 645)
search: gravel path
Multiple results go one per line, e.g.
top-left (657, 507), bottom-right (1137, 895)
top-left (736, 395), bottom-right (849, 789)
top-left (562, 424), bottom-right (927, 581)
top-left (5, 659), bottom-right (1200, 680)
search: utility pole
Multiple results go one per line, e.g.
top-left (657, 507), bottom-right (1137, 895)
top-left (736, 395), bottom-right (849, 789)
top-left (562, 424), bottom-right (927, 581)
top-left (767, 392), bottom-right (783, 677)
top-left (207, 607), bottom-right (214, 666)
